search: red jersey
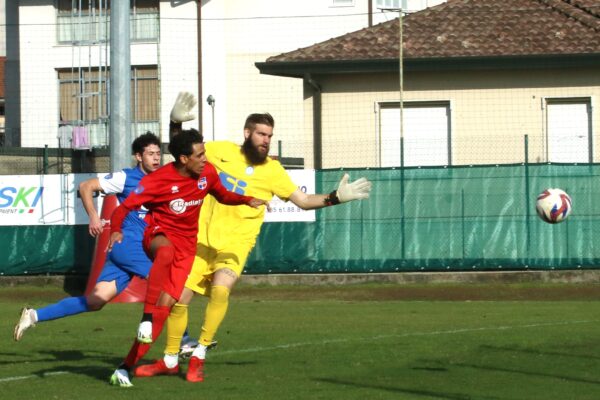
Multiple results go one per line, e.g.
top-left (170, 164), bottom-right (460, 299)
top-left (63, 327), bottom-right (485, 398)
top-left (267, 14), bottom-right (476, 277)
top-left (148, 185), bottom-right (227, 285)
top-left (111, 162), bottom-right (253, 255)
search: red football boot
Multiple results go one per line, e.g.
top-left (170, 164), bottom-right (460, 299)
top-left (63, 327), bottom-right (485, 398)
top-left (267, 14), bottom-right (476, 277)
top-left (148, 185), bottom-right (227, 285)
top-left (186, 357), bottom-right (204, 382)
top-left (135, 359), bottom-right (179, 377)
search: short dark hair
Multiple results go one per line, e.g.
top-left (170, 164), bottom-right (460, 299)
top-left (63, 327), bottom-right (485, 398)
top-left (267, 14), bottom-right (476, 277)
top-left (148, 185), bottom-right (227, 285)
top-left (244, 113), bottom-right (274, 132)
top-left (168, 129), bottom-right (203, 161)
top-left (131, 132), bottom-right (161, 155)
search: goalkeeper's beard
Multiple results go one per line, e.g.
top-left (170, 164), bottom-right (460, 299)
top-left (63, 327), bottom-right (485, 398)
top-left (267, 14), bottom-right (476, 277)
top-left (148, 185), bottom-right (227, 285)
top-left (242, 137), bottom-right (268, 165)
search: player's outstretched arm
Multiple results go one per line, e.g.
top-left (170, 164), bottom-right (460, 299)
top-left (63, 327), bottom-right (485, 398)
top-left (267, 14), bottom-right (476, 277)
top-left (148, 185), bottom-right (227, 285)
top-left (248, 198), bottom-right (272, 211)
top-left (288, 173), bottom-right (372, 210)
top-left (79, 177), bottom-right (105, 237)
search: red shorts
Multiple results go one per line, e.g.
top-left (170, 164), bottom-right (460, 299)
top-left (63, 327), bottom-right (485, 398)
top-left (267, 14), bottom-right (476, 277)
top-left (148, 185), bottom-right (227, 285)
top-left (143, 224), bottom-right (196, 301)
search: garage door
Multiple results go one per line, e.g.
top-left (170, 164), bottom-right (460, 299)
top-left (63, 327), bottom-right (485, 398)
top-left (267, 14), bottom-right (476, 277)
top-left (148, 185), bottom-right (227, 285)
top-left (379, 103), bottom-right (450, 167)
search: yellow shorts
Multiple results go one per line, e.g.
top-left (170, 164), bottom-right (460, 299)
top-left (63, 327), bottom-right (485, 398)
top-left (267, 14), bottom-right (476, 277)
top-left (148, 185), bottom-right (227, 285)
top-left (184, 242), bottom-right (253, 296)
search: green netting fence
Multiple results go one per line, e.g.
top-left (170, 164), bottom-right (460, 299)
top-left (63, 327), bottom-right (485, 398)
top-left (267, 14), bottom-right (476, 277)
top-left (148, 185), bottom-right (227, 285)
top-left (247, 163), bottom-right (600, 273)
top-left (1, 164), bottom-right (599, 276)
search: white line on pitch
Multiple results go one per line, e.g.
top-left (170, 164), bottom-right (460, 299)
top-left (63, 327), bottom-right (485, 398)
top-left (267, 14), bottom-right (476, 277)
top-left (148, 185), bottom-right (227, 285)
top-left (212, 319), bottom-right (598, 356)
top-left (0, 319), bottom-right (596, 383)
top-left (0, 371), bottom-right (68, 383)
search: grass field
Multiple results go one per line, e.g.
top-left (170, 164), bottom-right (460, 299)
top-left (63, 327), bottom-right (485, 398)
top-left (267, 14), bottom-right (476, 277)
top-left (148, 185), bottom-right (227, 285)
top-left (1, 282), bottom-right (600, 400)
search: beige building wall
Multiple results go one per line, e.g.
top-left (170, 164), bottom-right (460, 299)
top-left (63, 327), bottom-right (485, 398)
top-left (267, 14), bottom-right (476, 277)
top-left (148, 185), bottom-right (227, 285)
top-left (224, 53), bottom-right (305, 156)
top-left (306, 67), bottom-right (600, 168)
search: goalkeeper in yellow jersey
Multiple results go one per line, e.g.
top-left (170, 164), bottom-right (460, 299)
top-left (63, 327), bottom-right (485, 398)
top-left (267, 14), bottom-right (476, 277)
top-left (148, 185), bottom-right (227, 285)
top-left (134, 92), bottom-right (372, 383)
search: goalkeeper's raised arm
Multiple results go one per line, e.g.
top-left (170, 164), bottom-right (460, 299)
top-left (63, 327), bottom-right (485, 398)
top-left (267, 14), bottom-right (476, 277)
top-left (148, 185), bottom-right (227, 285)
top-left (169, 91), bottom-right (197, 140)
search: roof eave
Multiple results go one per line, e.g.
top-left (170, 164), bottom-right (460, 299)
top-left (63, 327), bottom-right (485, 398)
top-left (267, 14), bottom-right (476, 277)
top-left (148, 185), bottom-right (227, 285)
top-left (256, 53), bottom-right (600, 78)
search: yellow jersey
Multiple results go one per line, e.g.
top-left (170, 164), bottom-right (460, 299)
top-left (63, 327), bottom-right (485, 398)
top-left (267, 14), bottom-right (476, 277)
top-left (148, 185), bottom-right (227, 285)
top-left (198, 141), bottom-right (298, 249)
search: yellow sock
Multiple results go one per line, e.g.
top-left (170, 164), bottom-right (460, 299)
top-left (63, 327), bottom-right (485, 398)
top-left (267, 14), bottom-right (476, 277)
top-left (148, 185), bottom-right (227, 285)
top-left (199, 285), bottom-right (230, 347)
top-left (165, 303), bottom-right (188, 355)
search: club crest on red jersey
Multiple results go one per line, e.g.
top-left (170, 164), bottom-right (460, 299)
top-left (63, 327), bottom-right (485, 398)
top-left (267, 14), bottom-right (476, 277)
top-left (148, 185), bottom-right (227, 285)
top-left (198, 177), bottom-right (207, 190)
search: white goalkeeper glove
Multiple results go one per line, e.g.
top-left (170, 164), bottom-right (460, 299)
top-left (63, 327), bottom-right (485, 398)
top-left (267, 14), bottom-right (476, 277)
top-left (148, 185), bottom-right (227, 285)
top-left (326, 173), bottom-right (372, 205)
top-left (170, 91), bottom-right (197, 123)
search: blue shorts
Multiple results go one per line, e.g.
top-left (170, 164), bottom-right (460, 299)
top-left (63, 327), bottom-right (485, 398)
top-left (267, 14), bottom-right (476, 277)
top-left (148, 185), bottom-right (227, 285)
top-left (96, 231), bottom-right (152, 294)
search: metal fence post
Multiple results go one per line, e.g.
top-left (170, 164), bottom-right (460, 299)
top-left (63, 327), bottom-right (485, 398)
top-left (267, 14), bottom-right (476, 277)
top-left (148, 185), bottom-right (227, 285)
top-left (400, 137), bottom-right (405, 261)
top-left (43, 145), bottom-right (49, 174)
top-left (524, 134), bottom-right (531, 256)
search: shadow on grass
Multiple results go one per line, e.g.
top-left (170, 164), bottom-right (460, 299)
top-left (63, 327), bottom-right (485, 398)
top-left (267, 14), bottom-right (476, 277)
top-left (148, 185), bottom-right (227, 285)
top-left (219, 360), bottom-right (257, 366)
top-left (30, 364), bottom-right (117, 382)
top-left (452, 362), bottom-right (600, 385)
top-left (314, 377), bottom-right (502, 400)
top-left (480, 344), bottom-right (600, 360)
top-left (1, 349), bottom-right (122, 382)
top-left (416, 356), bottom-right (600, 386)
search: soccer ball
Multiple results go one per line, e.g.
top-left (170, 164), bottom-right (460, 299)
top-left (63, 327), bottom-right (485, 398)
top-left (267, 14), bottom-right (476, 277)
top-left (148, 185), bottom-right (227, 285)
top-left (535, 188), bottom-right (572, 224)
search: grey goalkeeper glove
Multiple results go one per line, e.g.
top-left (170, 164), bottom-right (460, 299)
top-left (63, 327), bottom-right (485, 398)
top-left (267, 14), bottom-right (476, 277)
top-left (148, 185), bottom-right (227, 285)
top-left (325, 174), bottom-right (372, 205)
top-left (170, 91), bottom-right (197, 123)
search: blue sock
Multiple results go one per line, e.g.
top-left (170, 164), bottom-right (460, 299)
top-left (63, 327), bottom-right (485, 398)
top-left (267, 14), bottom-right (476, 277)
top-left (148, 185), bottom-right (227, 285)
top-left (36, 296), bottom-right (89, 322)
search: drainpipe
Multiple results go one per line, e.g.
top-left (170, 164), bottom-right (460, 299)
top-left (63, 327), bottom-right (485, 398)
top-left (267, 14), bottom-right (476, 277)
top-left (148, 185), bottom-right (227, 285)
top-left (305, 74), bottom-right (322, 170)
top-left (368, 0), bottom-right (373, 27)
top-left (197, 1), bottom-right (203, 134)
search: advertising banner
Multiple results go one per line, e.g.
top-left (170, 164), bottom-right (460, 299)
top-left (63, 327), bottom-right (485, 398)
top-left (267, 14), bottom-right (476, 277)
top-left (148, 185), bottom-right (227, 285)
top-left (264, 169), bottom-right (316, 223)
top-left (0, 170), bottom-right (315, 226)
top-left (0, 174), bottom-right (98, 226)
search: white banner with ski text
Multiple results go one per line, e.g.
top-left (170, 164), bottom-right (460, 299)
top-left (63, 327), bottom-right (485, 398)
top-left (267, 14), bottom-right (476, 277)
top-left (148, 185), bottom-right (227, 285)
top-left (0, 170), bottom-right (315, 226)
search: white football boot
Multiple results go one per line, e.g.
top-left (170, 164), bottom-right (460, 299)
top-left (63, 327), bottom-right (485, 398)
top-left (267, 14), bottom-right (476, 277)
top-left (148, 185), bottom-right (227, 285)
top-left (14, 308), bottom-right (37, 341)
top-left (109, 368), bottom-right (133, 387)
top-left (180, 338), bottom-right (218, 359)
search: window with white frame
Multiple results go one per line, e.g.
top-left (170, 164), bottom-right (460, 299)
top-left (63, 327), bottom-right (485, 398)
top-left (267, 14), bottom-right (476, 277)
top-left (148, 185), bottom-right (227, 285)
top-left (379, 101), bottom-right (451, 167)
top-left (58, 66), bottom-right (159, 147)
top-left (331, 0), bottom-right (355, 7)
top-left (57, 0), bottom-right (159, 44)
top-left (376, 0), bottom-right (402, 9)
top-left (545, 98), bottom-right (592, 163)
top-left (376, 1), bottom-right (441, 11)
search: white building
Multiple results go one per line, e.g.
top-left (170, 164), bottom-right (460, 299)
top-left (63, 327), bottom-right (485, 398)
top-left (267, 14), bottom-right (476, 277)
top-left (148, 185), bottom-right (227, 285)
top-left (6, 0), bottom-right (444, 154)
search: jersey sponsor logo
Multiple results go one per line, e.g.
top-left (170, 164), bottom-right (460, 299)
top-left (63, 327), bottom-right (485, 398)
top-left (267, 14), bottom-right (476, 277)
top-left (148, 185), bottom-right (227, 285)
top-left (104, 173), bottom-right (113, 180)
top-left (198, 177), bottom-right (207, 190)
top-left (218, 172), bottom-right (247, 195)
top-left (134, 184), bottom-right (145, 194)
top-left (169, 198), bottom-right (203, 214)
top-left (137, 205), bottom-right (149, 219)
top-left (0, 186), bottom-right (44, 214)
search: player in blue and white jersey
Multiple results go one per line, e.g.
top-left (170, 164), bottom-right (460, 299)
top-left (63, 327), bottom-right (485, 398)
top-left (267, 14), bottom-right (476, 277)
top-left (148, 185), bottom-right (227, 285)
top-left (13, 132), bottom-right (162, 341)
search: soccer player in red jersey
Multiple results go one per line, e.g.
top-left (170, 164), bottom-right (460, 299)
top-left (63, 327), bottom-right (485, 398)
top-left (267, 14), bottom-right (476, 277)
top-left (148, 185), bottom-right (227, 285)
top-left (108, 129), bottom-right (268, 387)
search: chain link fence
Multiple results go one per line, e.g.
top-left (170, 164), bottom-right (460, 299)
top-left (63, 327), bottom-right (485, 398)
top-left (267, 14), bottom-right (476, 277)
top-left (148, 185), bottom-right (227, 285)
top-left (2, 5), bottom-right (598, 172)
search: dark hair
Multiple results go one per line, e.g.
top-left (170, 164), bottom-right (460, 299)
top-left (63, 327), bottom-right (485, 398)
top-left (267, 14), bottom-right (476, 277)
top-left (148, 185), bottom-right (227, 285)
top-left (244, 113), bottom-right (274, 132)
top-left (168, 129), bottom-right (203, 161)
top-left (131, 131), bottom-right (161, 155)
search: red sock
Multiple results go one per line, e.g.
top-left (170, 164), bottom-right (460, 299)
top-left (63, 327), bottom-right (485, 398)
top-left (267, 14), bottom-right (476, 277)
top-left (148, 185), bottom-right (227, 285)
top-left (123, 340), bottom-right (150, 369)
top-left (122, 306), bottom-right (171, 368)
top-left (143, 303), bottom-right (155, 315)
top-left (144, 246), bottom-right (175, 305)
top-left (150, 305), bottom-right (171, 342)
